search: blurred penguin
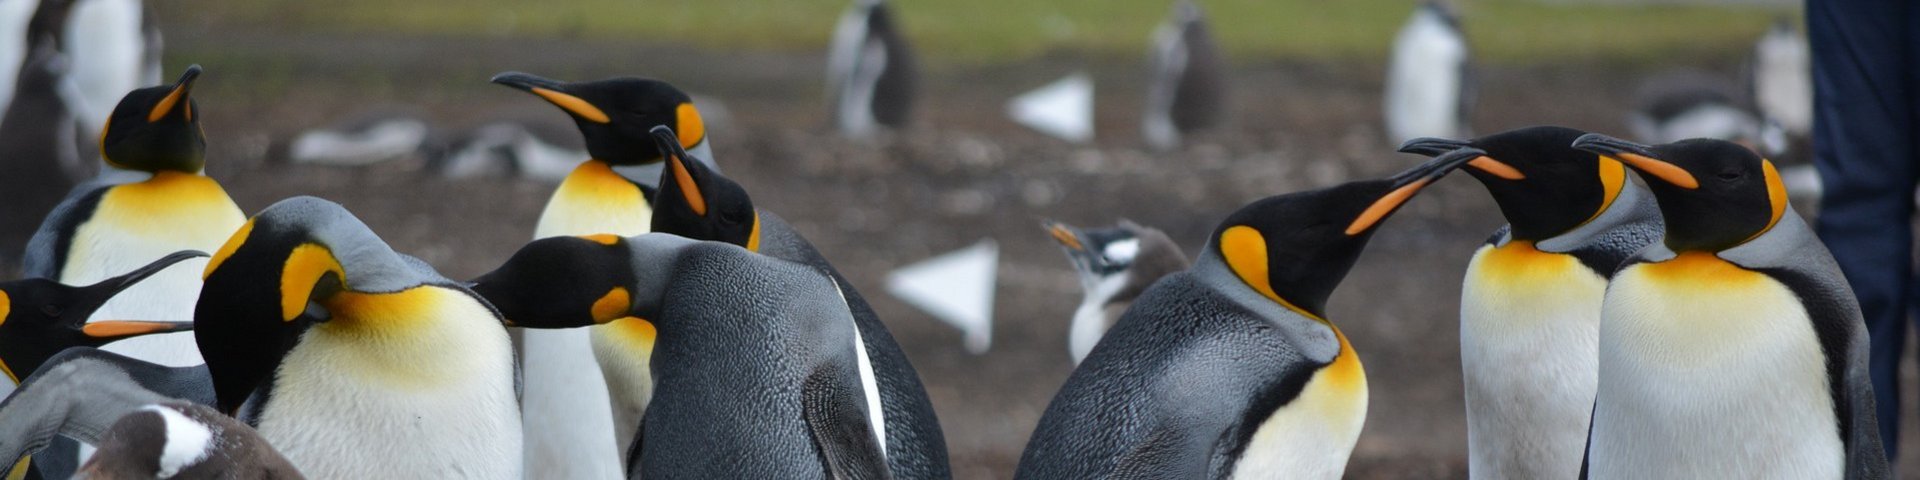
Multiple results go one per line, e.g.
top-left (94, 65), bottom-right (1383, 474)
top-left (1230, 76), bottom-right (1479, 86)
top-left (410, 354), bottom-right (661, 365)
top-left (1142, 0), bottom-right (1227, 151)
top-left (62, 0), bottom-right (161, 139)
top-left (1750, 18), bottom-right (1812, 140)
top-left (0, 0), bottom-right (43, 118)
top-left (1044, 220), bottom-right (1190, 364)
top-left (1384, 0), bottom-right (1473, 143)
top-left (282, 109), bottom-right (435, 168)
top-left (429, 118), bottom-right (587, 183)
top-left (825, 0), bottom-right (917, 139)
top-left (1627, 70), bottom-right (1779, 155)
top-left (0, 0), bottom-right (84, 256)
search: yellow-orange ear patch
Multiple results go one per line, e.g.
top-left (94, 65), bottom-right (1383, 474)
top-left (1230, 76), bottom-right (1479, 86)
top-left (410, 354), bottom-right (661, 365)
top-left (1616, 153), bottom-right (1700, 189)
top-left (1741, 159), bottom-right (1790, 245)
top-left (676, 103), bottom-right (706, 148)
top-left (280, 244), bottom-right (346, 322)
top-left (579, 234), bottom-right (622, 246)
top-left (1219, 226), bottom-right (1321, 320)
top-left (746, 212), bottom-right (763, 252)
top-left (1347, 179), bottom-right (1429, 236)
top-left (1578, 157), bottom-right (1627, 228)
top-left (1468, 156), bottom-right (1525, 180)
top-left (591, 287), bottom-right (631, 323)
top-left (532, 87), bottom-right (611, 124)
top-left (204, 219), bottom-right (257, 280)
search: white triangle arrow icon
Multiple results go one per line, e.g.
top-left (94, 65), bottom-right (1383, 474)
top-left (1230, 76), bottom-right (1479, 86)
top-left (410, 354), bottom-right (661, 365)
top-left (1007, 72), bottom-right (1094, 143)
top-left (885, 239), bottom-right (998, 354)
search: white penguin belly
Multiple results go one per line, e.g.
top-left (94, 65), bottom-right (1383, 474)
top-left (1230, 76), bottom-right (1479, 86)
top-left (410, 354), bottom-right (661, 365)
top-left (1229, 331), bottom-right (1367, 480)
top-left (1590, 253), bottom-right (1841, 479)
top-left (1458, 243), bottom-right (1600, 479)
top-left (64, 174), bottom-right (245, 367)
top-left (259, 288), bottom-right (522, 479)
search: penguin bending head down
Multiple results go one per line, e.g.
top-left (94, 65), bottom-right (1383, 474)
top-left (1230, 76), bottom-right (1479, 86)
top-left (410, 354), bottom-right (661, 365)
top-left (0, 250), bottom-right (203, 392)
top-left (471, 234), bottom-right (891, 479)
top-left (1569, 134), bottom-right (1888, 478)
top-left (1015, 147), bottom-right (1483, 479)
top-left (1042, 219), bottom-right (1190, 364)
top-left (194, 196), bottom-right (522, 479)
top-left (645, 126), bottom-right (952, 478)
top-left (1399, 126), bottom-right (1662, 479)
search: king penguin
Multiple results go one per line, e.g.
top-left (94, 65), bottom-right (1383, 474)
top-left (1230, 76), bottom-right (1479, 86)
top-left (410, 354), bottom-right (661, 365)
top-left (645, 126), bottom-right (949, 478)
top-left (471, 233), bottom-right (890, 479)
top-left (492, 71), bottom-right (717, 479)
top-left (0, 9), bottom-right (84, 256)
top-left (0, 250), bottom-right (201, 396)
top-left (194, 196), bottom-right (521, 479)
top-left (1569, 134), bottom-right (1887, 478)
top-left (1398, 126), bottom-right (1662, 479)
top-left (825, 0), bottom-right (917, 139)
top-left (1014, 147), bottom-right (1483, 479)
top-left (1141, 0), bottom-right (1227, 151)
top-left (0, 0), bottom-right (45, 118)
top-left (1042, 219), bottom-right (1190, 364)
top-left (1384, 0), bottom-right (1472, 144)
top-left (22, 64), bottom-right (243, 371)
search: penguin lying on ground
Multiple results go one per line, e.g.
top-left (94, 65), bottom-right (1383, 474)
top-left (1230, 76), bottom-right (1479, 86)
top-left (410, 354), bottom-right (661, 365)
top-left (492, 71), bottom-right (723, 480)
top-left (282, 109), bottom-right (435, 168)
top-left (73, 402), bottom-right (302, 480)
top-left (1015, 147), bottom-right (1484, 478)
top-left (643, 126), bottom-right (949, 478)
top-left (470, 233), bottom-right (891, 479)
top-left (1399, 126), bottom-right (1663, 479)
top-left (1570, 134), bottom-right (1887, 478)
top-left (428, 118), bottom-right (585, 183)
top-left (1042, 220), bottom-right (1189, 364)
top-left (0, 347), bottom-right (215, 479)
top-left (194, 196), bottom-right (521, 479)
top-left (0, 250), bottom-right (203, 396)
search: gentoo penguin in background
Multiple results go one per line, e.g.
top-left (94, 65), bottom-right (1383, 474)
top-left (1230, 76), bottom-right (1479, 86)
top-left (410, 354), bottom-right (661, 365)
top-left (1570, 135), bottom-right (1887, 478)
top-left (0, 347), bottom-right (215, 480)
top-left (62, 0), bottom-right (162, 140)
top-left (491, 71), bottom-right (718, 480)
top-left (471, 233), bottom-right (890, 478)
top-left (1398, 126), bottom-right (1662, 479)
top-left (1015, 147), bottom-right (1483, 479)
top-left (1141, 0), bottom-right (1227, 151)
top-left (1383, 0), bottom-right (1472, 143)
top-left (825, 0), bottom-right (916, 139)
top-left (194, 196), bottom-right (521, 479)
top-left (22, 64), bottom-right (242, 371)
top-left (73, 402), bottom-right (303, 480)
top-left (646, 126), bottom-right (950, 478)
top-left (429, 117), bottom-right (587, 183)
top-left (1042, 220), bottom-right (1190, 364)
top-left (0, 250), bottom-right (202, 395)
top-left (281, 109), bottom-right (434, 168)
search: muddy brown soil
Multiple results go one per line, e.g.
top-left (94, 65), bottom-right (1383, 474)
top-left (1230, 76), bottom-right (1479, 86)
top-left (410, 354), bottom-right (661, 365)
top-left (12, 25), bottom-right (1920, 479)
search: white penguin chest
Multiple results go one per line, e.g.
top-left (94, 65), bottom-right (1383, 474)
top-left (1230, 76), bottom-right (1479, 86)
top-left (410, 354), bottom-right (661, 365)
top-left (258, 288), bottom-right (522, 480)
top-left (1458, 242), bottom-right (1601, 478)
top-left (64, 175), bottom-right (245, 367)
top-left (1590, 253), bottom-right (1841, 479)
top-left (1229, 331), bottom-right (1367, 480)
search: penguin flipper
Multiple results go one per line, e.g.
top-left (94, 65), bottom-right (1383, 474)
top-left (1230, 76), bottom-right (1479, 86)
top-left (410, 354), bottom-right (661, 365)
top-left (0, 348), bottom-right (199, 471)
top-left (801, 368), bottom-right (892, 480)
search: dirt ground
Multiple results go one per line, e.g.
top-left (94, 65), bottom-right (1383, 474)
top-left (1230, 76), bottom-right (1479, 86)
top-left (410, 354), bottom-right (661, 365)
top-left (15, 25), bottom-right (1920, 479)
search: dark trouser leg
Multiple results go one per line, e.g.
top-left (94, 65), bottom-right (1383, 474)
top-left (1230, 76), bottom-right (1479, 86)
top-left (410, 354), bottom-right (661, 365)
top-left (1807, 0), bottom-right (1916, 461)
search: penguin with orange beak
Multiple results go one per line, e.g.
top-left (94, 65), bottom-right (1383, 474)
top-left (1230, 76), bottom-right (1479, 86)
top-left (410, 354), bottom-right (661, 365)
top-left (0, 250), bottom-right (204, 396)
top-left (1015, 147), bottom-right (1483, 479)
top-left (1569, 134), bottom-right (1886, 478)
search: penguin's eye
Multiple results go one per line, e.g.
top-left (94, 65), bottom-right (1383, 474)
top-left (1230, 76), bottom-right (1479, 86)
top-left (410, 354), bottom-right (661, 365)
top-left (40, 305), bottom-right (61, 317)
top-left (720, 208), bottom-right (748, 225)
top-left (1716, 171), bottom-right (1742, 181)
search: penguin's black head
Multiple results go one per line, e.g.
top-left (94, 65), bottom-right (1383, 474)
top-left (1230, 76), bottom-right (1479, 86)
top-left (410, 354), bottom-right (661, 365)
top-left (470, 235), bottom-right (642, 330)
top-left (1213, 147), bottom-right (1481, 318)
top-left (1044, 220), bottom-right (1143, 277)
top-left (1400, 126), bottom-right (1626, 241)
top-left (197, 196), bottom-right (448, 414)
top-left (1572, 134), bottom-right (1785, 252)
top-left (647, 126), bottom-right (760, 250)
top-left (100, 65), bottom-right (206, 174)
top-left (490, 72), bottom-right (705, 166)
top-left (0, 251), bottom-right (202, 384)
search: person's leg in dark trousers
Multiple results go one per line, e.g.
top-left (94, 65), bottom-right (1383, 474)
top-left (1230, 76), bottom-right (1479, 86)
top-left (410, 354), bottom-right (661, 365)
top-left (1808, 0), bottom-right (1916, 461)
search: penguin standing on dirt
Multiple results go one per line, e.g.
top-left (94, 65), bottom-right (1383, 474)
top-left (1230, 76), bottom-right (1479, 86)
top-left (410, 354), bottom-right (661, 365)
top-left (472, 233), bottom-right (891, 479)
top-left (61, 0), bottom-right (163, 141)
top-left (1384, 0), bottom-right (1473, 143)
top-left (193, 196), bottom-right (521, 479)
top-left (492, 71), bottom-right (718, 479)
top-left (645, 126), bottom-right (950, 478)
top-left (23, 64), bottom-right (242, 369)
top-left (1398, 126), bottom-right (1662, 479)
top-left (1042, 220), bottom-right (1189, 364)
top-left (1015, 147), bottom-right (1484, 479)
top-left (1142, 0), bottom-right (1227, 151)
top-left (825, 0), bottom-right (916, 139)
top-left (1569, 134), bottom-right (1887, 478)
top-left (0, 250), bottom-right (201, 396)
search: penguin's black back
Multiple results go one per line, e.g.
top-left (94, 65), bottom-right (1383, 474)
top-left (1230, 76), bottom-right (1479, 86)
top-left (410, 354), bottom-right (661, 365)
top-left (754, 211), bottom-right (950, 478)
top-left (20, 183), bottom-right (108, 278)
top-left (1015, 271), bottom-right (1321, 478)
top-left (867, 2), bottom-right (916, 128)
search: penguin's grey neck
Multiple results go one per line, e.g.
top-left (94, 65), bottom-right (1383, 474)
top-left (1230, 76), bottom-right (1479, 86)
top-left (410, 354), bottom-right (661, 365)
top-left (609, 139), bottom-right (716, 187)
top-left (1534, 180), bottom-right (1658, 253)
